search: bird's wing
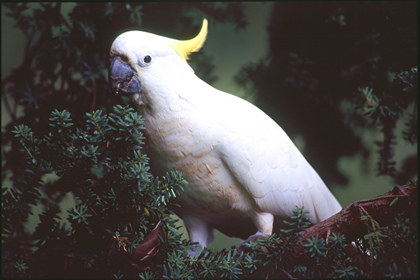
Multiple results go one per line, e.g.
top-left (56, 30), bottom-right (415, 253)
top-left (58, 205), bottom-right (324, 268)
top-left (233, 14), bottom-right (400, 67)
top-left (214, 93), bottom-right (342, 223)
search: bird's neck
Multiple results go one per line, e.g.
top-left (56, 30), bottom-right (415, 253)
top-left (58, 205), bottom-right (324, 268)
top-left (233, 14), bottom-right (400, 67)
top-left (133, 74), bottom-right (215, 164)
top-left (136, 73), bottom-right (209, 118)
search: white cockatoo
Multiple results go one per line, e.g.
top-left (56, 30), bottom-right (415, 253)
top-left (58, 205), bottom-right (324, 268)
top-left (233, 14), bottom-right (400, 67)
top-left (109, 19), bottom-right (342, 250)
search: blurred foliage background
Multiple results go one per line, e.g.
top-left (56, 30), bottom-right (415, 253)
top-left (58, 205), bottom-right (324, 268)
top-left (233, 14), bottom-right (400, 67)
top-left (1, 0), bottom-right (417, 261)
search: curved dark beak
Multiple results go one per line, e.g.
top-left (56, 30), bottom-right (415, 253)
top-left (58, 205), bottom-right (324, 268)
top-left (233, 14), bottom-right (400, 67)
top-left (109, 56), bottom-right (141, 95)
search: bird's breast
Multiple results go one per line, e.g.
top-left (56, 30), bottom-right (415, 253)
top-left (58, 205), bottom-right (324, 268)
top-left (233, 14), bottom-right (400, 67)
top-left (142, 110), bottom-right (256, 218)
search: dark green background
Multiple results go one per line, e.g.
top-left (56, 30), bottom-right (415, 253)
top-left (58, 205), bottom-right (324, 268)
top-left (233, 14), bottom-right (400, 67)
top-left (2, 2), bottom-right (417, 250)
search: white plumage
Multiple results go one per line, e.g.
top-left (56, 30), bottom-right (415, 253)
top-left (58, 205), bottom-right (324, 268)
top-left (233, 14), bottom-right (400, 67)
top-left (109, 19), bottom-right (341, 249)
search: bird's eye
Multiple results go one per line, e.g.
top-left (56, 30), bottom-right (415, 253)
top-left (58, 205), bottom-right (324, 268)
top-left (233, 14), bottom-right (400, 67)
top-left (143, 55), bottom-right (152, 63)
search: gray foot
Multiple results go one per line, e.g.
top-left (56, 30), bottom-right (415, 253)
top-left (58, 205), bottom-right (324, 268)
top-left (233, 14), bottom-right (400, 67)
top-left (187, 244), bottom-right (209, 258)
top-left (237, 231), bottom-right (268, 251)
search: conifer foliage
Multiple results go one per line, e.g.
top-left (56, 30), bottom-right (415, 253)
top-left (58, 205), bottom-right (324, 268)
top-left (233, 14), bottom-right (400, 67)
top-left (2, 2), bottom-right (417, 279)
top-left (3, 105), bottom-right (187, 278)
top-left (2, 114), bottom-right (417, 279)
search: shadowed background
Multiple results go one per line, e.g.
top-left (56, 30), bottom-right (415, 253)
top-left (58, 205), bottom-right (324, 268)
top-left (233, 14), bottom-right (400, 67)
top-left (2, 2), bottom-right (417, 251)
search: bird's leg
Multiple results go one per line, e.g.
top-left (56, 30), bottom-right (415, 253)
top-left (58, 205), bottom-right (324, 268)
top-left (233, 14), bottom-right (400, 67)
top-left (251, 212), bottom-right (274, 235)
top-left (238, 212), bottom-right (273, 249)
top-left (183, 216), bottom-right (213, 258)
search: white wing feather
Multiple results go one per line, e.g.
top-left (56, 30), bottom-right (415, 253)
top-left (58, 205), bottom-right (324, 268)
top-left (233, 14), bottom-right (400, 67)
top-left (205, 87), bottom-right (342, 224)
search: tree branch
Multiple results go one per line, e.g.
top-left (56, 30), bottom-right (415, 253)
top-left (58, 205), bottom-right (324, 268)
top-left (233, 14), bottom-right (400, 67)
top-left (296, 184), bottom-right (416, 249)
top-left (288, 183), bottom-right (417, 273)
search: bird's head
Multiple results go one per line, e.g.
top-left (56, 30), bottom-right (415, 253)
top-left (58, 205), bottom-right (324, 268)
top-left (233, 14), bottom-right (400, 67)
top-left (109, 19), bottom-right (208, 102)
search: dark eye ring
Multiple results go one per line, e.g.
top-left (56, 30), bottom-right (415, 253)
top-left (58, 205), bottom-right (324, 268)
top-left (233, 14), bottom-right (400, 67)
top-left (144, 55), bottom-right (152, 63)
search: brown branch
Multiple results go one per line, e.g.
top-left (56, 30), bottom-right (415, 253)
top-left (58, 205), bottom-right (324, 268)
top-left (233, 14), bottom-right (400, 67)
top-left (1, 81), bottom-right (17, 123)
top-left (286, 183), bottom-right (417, 275)
top-left (295, 184), bottom-right (416, 251)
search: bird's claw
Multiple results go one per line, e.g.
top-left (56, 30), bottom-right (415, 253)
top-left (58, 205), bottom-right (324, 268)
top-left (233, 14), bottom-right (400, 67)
top-left (187, 244), bottom-right (210, 259)
top-left (237, 231), bottom-right (268, 252)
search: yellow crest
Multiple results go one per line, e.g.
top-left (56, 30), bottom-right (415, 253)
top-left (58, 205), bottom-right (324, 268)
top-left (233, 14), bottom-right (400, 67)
top-left (170, 19), bottom-right (208, 62)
